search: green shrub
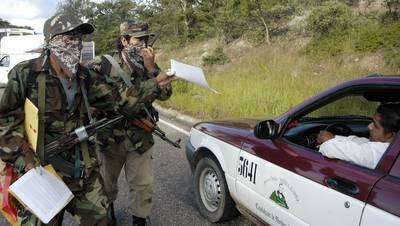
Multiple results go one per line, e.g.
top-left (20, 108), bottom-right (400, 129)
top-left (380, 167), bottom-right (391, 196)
top-left (202, 47), bottom-right (230, 66)
top-left (384, 48), bottom-right (400, 68)
top-left (383, 22), bottom-right (400, 67)
top-left (354, 23), bottom-right (385, 52)
top-left (303, 30), bottom-right (348, 57)
top-left (342, 0), bottom-right (361, 6)
top-left (244, 27), bottom-right (266, 45)
top-left (384, 0), bottom-right (400, 20)
top-left (306, 1), bottom-right (354, 36)
top-left (355, 21), bottom-right (400, 67)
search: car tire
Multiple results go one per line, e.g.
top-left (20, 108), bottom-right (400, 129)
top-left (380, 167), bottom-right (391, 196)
top-left (194, 157), bottom-right (238, 222)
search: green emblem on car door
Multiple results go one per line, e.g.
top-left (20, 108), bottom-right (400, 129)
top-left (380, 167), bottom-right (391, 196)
top-left (269, 183), bottom-right (289, 209)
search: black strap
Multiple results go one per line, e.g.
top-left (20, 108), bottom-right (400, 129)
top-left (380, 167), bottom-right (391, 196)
top-left (102, 55), bottom-right (133, 88)
top-left (37, 73), bottom-right (46, 162)
top-left (78, 78), bottom-right (92, 169)
top-left (79, 78), bottom-right (93, 123)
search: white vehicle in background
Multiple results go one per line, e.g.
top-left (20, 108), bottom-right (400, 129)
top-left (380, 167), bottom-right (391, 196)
top-left (0, 35), bottom-right (44, 86)
top-left (0, 28), bottom-right (35, 41)
top-left (0, 34), bottom-right (95, 87)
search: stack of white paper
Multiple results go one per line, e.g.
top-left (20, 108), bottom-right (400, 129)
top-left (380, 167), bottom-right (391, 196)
top-left (9, 167), bottom-right (74, 224)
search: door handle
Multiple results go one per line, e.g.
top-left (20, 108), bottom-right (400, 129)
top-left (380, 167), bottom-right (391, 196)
top-left (327, 177), bottom-right (359, 195)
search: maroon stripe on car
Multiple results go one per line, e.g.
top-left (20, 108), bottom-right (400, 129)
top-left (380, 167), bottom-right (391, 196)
top-left (194, 119), bottom-right (257, 149)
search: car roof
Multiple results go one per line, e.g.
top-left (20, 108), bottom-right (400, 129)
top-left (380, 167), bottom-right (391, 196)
top-left (342, 75), bottom-right (400, 87)
top-left (275, 75), bottom-right (400, 122)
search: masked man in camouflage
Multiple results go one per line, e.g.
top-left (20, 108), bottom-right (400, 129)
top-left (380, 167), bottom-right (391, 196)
top-left (0, 13), bottom-right (176, 225)
top-left (0, 13), bottom-right (111, 225)
top-left (96, 20), bottom-right (173, 226)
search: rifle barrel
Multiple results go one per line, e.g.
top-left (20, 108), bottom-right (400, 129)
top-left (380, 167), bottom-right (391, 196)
top-left (152, 129), bottom-right (181, 148)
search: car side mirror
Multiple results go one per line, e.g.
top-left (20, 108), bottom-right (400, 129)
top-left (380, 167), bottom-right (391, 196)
top-left (254, 120), bottom-right (280, 139)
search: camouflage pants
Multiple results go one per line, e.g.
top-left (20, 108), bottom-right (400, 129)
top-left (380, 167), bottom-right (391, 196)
top-left (17, 168), bottom-right (109, 226)
top-left (97, 131), bottom-right (154, 218)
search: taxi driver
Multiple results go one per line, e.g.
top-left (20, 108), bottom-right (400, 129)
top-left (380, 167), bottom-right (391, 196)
top-left (317, 104), bottom-right (400, 169)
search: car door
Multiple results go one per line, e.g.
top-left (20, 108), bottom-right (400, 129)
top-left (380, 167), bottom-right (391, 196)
top-left (360, 134), bottom-right (400, 226)
top-left (235, 93), bottom-right (390, 226)
top-left (236, 137), bottom-right (387, 226)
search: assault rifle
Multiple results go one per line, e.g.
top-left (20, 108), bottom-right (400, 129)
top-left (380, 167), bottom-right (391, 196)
top-left (45, 115), bottom-right (181, 159)
top-left (45, 116), bottom-right (124, 159)
top-left (131, 118), bottom-right (181, 148)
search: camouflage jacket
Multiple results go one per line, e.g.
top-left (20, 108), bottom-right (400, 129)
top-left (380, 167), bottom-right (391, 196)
top-left (90, 52), bottom-right (172, 146)
top-left (0, 55), bottom-right (148, 172)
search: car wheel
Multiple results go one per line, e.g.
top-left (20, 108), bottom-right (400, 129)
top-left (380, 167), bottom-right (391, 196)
top-left (194, 157), bottom-right (238, 222)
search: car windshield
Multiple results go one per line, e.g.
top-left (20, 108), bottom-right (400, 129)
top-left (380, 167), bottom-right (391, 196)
top-left (304, 95), bottom-right (379, 120)
top-left (301, 114), bottom-right (373, 121)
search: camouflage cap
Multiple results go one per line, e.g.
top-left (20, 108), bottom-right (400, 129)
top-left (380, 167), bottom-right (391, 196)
top-left (120, 19), bottom-right (154, 38)
top-left (43, 13), bottom-right (94, 42)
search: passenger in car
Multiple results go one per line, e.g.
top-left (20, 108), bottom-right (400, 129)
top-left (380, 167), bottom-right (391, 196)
top-left (317, 104), bottom-right (400, 169)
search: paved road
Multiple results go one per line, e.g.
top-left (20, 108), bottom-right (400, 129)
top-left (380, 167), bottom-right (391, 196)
top-left (0, 90), bottom-right (251, 225)
top-left (109, 119), bottom-right (251, 226)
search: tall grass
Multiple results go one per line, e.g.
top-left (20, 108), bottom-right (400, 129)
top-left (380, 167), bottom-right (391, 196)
top-left (156, 38), bottom-right (398, 120)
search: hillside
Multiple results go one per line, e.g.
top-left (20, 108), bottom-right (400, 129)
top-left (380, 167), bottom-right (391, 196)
top-left (156, 35), bottom-right (398, 120)
top-left (57, 0), bottom-right (400, 120)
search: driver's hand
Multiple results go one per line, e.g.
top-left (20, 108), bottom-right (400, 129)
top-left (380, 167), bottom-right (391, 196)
top-left (317, 130), bottom-right (334, 145)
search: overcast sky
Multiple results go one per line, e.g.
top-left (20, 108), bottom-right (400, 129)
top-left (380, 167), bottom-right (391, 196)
top-left (0, 0), bottom-right (105, 33)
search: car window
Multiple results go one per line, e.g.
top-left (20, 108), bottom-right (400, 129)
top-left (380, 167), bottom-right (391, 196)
top-left (283, 94), bottom-right (387, 170)
top-left (0, 32), bottom-right (6, 40)
top-left (305, 95), bottom-right (379, 119)
top-left (0, 55), bottom-right (10, 67)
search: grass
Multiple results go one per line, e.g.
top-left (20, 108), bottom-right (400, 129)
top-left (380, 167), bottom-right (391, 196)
top-left (155, 37), bottom-right (398, 120)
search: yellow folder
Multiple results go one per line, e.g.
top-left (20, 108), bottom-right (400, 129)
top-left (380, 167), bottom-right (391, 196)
top-left (24, 98), bottom-right (39, 152)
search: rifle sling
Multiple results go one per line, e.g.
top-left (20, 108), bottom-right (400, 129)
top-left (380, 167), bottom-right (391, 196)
top-left (74, 145), bottom-right (81, 179)
top-left (79, 79), bottom-right (92, 169)
top-left (102, 55), bottom-right (157, 122)
top-left (37, 73), bottom-right (46, 162)
top-left (102, 55), bottom-right (133, 87)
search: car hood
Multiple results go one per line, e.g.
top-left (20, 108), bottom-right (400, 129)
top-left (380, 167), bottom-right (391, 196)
top-left (193, 118), bottom-right (260, 148)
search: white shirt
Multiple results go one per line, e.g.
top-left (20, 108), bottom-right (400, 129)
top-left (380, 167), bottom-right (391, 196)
top-left (319, 135), bottom-right (390, 169)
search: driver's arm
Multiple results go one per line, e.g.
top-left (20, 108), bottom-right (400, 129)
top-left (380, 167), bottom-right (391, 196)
top-left (319, 136), bottom-right (389, 169)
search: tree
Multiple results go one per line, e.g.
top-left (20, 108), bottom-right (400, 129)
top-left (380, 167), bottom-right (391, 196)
top-left (385, 0), bottom-right (400, 20)
top-left (143, 0), bottom-right (191, 44)
top-left (0, 19), bottom-right (12, 28)
top-left (90, 0), bottom-right (138, 53)
top-left (0, 18), bottom-right (34, 30)
top-left (306, 1), bottom-right (354, 36)
top-left (56, 0), bottom-right (95, 20)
